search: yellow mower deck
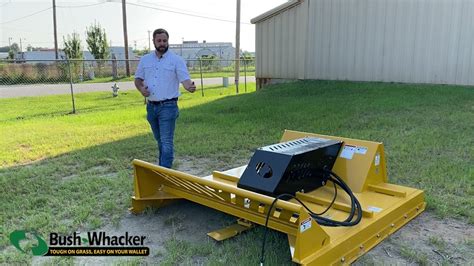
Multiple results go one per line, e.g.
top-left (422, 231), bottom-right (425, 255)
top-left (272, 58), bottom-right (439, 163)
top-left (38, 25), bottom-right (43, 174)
top-left (130, 130), bottom-right (425, 265)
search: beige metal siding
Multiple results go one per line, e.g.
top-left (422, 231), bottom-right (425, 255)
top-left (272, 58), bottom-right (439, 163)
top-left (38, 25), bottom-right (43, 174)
top-left (255, 1), bottom-right (309, 79)
top-left (255, 0), bottom-right (474, 85)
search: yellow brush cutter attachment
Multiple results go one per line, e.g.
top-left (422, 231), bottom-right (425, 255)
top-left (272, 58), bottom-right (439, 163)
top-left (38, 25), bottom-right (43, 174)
top-left (130, 130), bottom-right (425, 265)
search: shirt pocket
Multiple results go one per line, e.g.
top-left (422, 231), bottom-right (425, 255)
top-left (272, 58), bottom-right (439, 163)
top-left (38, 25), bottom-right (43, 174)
top-left (143, 66), bottom-right (155, 80)
top-left (162, 64), bottom-right (175, 80)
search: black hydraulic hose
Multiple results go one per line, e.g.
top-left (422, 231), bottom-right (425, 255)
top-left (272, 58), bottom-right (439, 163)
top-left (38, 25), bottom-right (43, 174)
top-left (260, 169), bottom-right (363, 264)
top-left (313, 170), bottom-right (362, 226)
top-left (260, 193), bottom-right (293, 265)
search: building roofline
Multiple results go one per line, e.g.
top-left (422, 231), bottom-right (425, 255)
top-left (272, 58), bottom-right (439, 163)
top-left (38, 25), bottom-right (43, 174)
top-left (251, 0), bottom-right (303, 24)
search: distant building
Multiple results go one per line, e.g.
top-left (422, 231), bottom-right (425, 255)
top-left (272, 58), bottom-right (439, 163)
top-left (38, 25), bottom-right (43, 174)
top-left (0, 52), bottom-right (9, 59)
top-left (109, 46), bottom-right (137, 61)
top-left (168, 41), bottom-right (236, 66)
top-left (15, 47), bottom-right (136, 64)
top-left (16, 50), bottom-right (65, 61)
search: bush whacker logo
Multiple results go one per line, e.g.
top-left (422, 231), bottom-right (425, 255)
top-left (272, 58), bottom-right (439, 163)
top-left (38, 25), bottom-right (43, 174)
top-left (10, 230), bottom-right (49, 256)
top-left (10, 229), bottom-right (149, 256)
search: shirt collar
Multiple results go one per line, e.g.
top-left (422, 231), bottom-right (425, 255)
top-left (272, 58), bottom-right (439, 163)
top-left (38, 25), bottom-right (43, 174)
top-left (154, 50), bottom-right (170, 60)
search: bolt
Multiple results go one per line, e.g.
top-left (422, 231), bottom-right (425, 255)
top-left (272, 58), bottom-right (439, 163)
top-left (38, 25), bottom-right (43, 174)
top-left (360, 245), bottom-right (364, 249)
top-left (376, 234), bottom-right (380, 238)
top-left (404, 214), bottom-right (408, 219)
top-left (391, 223), bottom-right (395, 227)
top-left (341, 257), bottom-right (345, 262)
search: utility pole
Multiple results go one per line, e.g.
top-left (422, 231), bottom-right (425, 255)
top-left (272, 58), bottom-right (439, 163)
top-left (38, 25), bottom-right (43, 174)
top-left (148, 30), bottom-right (151, 52)
top-left (234, 0), bottom-right (241, 94)
top-left (52, 0), bottom-right (58, 59)
top-left (8, 37), bottom-right (12, 47)
top-left (19, 38), bottom-right (26, 60)
top-left (122, 0), bottom-right (130, 76)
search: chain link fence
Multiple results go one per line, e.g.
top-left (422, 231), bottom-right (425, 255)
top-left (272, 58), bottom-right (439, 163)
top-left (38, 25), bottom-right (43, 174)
top-left (0, 58), bottom-right (255, 112)
top-left (0, 59), bottom-right (141, 85)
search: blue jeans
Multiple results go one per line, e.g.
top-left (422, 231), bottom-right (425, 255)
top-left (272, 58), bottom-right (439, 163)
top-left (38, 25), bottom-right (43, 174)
top-left (146, 101), bottom-right (179, 168)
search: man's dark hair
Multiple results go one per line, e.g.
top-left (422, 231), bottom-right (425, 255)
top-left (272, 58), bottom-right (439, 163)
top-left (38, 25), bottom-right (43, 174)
top-left (153, 28), bottom-right (169, 39)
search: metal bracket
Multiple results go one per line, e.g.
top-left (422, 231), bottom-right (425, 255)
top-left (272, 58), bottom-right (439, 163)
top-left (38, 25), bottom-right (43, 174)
top-left (207, 219), bottom-right (254, 241)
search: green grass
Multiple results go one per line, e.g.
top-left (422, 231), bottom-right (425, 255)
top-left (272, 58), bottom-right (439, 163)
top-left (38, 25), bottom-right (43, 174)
top-left (189, 70), bottom-right (255, 79)
top-left (159, 229), bottom-right (292, 265)
top-left (78, 71), bottom-right (256, 84)
top-left (428, 236), bottom-right (447, 250)
top-left (399, 246), bottom-right (429, 265)
top-left (80, 76), bottom-right (135, 83)
top-left (1, 80), bottom-right (473, 264)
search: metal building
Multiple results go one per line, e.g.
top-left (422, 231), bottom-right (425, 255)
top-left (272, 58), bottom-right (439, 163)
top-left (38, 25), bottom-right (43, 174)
top-left (169, 41), bottom-right (236, 67)
top-left (252, 0), bottom-right (474, 87)
top-left (15, 47), bottom-right (135, 63)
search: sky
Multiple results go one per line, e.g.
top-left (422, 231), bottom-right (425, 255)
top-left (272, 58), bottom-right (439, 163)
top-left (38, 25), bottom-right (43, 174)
top-left (0, 0), bottom-right (287, 52)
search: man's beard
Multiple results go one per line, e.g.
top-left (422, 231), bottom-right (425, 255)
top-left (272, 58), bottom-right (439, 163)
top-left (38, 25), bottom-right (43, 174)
top-left (155, 45), bottom-right (168, 54)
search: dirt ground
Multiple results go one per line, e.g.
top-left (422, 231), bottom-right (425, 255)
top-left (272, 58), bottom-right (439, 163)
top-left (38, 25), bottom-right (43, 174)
top-left (35, 157), bottom-right (473, 265)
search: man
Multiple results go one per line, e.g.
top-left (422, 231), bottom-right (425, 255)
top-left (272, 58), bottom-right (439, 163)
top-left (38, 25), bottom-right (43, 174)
top-left (135, 28), bottom-right (196, 168)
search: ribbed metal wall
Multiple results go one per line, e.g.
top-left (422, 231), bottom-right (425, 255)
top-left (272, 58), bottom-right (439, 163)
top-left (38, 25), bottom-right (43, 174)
top-left (255, 0), bottom-right (474, 85)
top-left (255, 1), bottom-right (309, 79)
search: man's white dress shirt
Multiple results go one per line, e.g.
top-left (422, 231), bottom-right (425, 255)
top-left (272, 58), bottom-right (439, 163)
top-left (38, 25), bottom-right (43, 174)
top-left (135, 50), bottom-right (190, 102)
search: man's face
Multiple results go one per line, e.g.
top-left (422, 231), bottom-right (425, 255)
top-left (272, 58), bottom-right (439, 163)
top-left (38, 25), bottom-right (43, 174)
top-left (153, 33), bottom-right (168, 54)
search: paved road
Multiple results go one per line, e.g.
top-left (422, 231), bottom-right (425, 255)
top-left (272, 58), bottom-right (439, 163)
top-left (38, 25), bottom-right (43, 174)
top-left (0, 76), bottom-right (256, 98)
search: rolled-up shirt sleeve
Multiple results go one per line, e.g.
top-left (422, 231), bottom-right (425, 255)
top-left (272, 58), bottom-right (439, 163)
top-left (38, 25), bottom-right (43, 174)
top-left (176, 57), bottom-right (190, 82)
top-left (135, 59), bottom-right (145, 80)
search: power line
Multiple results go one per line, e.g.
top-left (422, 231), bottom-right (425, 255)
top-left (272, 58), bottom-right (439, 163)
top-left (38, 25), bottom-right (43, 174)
top-left (139, 0), bottom-right (229, 20)
top-left (0, 1), bottom-right (106, 25)
top-left (0, 7), bottom-right (52, 25)
top-left (0, 0), bottom-right (11, 8)
top-left (126, 2), bottom-right (252, 25)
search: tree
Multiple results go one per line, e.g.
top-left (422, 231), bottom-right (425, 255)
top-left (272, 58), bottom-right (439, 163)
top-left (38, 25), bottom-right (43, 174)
top-left (10, 43), bottom-right (20, 53)
top-left (200, 54), bottom-right (220, 70)
top-left (8, 50), bottom-right (15, 60)
top-left (62, 32), bottom-right (83, 81)
top-left (7, 43), bottom-right (20, 59)
top-left (0, 46), bottom-right (10, 52)
top-left (63, 32), bottom-right (82, 59)
top-left (241, 51), bottom-right (254, 60)
top-left (86, 22), bottom-right (109, 60)
top-left (133, 47), bottom-right (149, 57)
top-left (240, 51), bottom-right (255, 69)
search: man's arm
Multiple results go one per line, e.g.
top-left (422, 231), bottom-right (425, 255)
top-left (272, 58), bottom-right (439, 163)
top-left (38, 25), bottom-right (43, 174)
top-left (135, 78), bottom-right (150, 97)
top-left (181, 79), bottom-right (196, 93)
top-left (175, 56), bottom-right (196, 93)
top-left (134, 58), bottom-right (150, 97)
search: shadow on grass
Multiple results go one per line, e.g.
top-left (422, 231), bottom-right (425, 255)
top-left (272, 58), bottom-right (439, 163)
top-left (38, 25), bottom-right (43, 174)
top-left (1, 104), bottom-right (147, 123)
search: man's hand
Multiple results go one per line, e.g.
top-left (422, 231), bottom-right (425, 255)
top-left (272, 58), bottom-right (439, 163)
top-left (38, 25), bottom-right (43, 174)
top-left (183, 80), bottom-right (196, 93)
top-left (139, 86), bottom-right (150, 97)
top-left (135, 78), bottom-right (150, 97)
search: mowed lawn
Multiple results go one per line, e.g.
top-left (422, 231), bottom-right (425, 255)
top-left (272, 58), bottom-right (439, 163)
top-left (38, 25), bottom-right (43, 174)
top-left (0, 80), bottom-right (472, 264)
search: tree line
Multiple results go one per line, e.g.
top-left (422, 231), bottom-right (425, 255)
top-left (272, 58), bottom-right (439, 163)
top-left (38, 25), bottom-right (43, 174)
top-left (3, 22), bottom-right (110, 61)
top-left (63, 22), bottom-right (110, 60)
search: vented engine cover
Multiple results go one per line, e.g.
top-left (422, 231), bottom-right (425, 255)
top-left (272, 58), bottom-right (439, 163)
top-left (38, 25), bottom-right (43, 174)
top-left (237, 137), bottom-right (343, 196)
